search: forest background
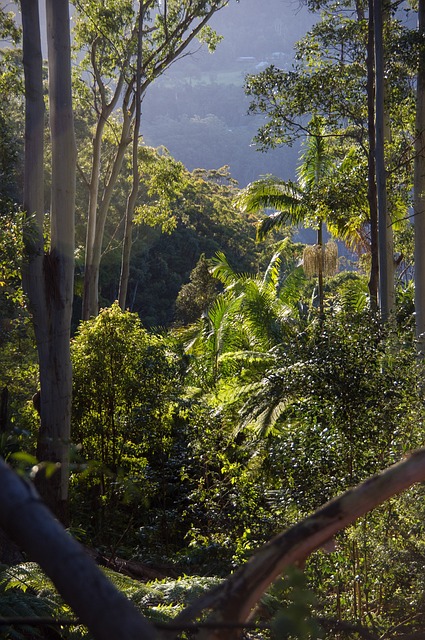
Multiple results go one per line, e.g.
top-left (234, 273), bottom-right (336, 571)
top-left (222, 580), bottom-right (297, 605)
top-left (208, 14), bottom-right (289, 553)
top-left (1, 0), bottom-right (425, 638)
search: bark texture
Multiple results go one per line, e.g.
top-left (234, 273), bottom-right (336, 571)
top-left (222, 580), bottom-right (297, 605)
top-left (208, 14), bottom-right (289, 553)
top-left (374, 0), bottom-right (395, 320)
top-left (21, 0), bottom-right (76, 522)
top-left (367, 0), bottom-right (379, 310)
top-left (415, 0), bottom-right (425, 353)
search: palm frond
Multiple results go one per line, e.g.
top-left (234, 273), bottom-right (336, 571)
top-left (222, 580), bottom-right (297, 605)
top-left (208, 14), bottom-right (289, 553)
top-left (278, 265), bottom-right (307, 307)
top-left (218, 350), bottom-right (277, 369)
top-left (239, 391), bottom-right (293, 439)
top-left (184, 292), bottom-right (239, 356)
top-left (297, 118), bottom-right (333, 189)
top-left (217, 378), bottom-right (267, 406)
top-left (338, 277), bottom-right (369, 313)
top-left (257, 205), bottom-right (308, 240)
top-left (263, 251), bottom-right (282, 288)
top-left (235, 175), bottom-right (303, 215)
top-left (209, 252), bottom-right (239, 286)
top-left (242, 281), bottom-right (295, 349)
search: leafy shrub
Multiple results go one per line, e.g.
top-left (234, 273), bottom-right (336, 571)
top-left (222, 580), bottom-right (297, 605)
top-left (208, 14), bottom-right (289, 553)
top-left (70, 303), bottom-right (182, 549)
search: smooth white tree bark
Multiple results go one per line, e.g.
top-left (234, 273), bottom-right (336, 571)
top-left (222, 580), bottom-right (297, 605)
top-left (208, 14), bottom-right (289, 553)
top-left (118, 2), bottom-right (143, 310)
top-left (80, 1), bottom-right (231, 320)
top-left (21, 0), bottom-right (76, 521)
top-left (374, 0), bottom-right (395, 321)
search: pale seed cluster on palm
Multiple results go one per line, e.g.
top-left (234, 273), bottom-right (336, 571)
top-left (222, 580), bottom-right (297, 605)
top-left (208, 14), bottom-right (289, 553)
top-left (302, 241), bottom-right (338, 277)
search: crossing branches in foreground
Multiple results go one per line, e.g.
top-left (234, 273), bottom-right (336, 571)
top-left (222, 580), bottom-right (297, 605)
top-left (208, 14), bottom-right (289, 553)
top-left (1, 449), bottom-right (425, 640)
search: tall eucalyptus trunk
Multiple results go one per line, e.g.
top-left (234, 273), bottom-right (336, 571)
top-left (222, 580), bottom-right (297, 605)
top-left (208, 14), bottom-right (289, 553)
top-left (317, 220), bottom-right (325, 320)
top-left (414, 0), bottom-right (425, 354)
top-left (367, 0), bottom-right (379, 310)
top-left (21, 0), bottom-right (76, 523)
top-left (79, 1), bottom-right (230, 320)
top-left (118, 3), bottom-right (143, 310)
top-left (374, 0), bottom-right (395, 321)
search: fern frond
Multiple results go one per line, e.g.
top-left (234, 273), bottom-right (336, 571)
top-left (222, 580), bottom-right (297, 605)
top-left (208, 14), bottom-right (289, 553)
top-left (338, 277), bottom-right (369, 313)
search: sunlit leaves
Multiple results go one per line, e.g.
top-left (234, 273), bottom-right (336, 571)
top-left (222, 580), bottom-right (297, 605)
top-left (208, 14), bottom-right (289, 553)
top-left (71, 303), bottom-right (179, 501)
top-left (235, 120), bottom-right (367, 250)
top-left (184, 245), bottom-right (307, 393)
top-left (135, 146), bottom-right (188, 232)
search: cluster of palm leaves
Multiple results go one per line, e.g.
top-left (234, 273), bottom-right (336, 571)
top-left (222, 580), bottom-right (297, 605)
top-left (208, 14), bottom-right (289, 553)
top-left (181, 118), bottom-right (374, 437)
top-left (184, 244), bottom-right (307, 393)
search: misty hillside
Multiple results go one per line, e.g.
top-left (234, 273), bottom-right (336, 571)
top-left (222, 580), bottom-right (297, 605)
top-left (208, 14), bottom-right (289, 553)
top-left (141, 0), bottom-right (316, 186)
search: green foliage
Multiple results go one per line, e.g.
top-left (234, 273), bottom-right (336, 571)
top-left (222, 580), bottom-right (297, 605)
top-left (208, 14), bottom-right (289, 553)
top-left (177, 400), bottom-right (278, 573)
top-left (0, 563), bottom-right (79, 640)
top-left (136, 146), bottom-right (188, 233)
top-left (0, 312), bottom-right (38, 462)
top-left (0, 562), bottom-right (222, 635)
top-left (70, 303), bottom-right (182, 546)
top-left (133, 574), bottom-right (222, 621)
top-left (175, 253), bottom-right (220, 325)
top-left (239, 313), bottom-right (423, 507)
top-left (196, 25), bottom-right (223, 52)
top-left (0, 211), bottom-right (25, 310)
top-left (96, 163), bottom-right (274, 327)
top-left (235, 120), bottom-right (368, 253)
top-left (245, 5), bottom-right (414, 147)
top-left (0, 10), bottom-right (21, 44)
top-left (3, 3), bottom-right (424, 635)
top-left (244, 0), bottom-right (416, 260)
top-left (0, 26), bottom-right (24, 210)
top-left (235, 175), bottom-right (306, 238)
top-left (306, 490), bottom-right (425, 636)
top-left (183, 243), bottom-right (307, 393)
top-left (179, 291), bottom-right (425, 598)
top-left (270, 569), bottom-right (322, 640)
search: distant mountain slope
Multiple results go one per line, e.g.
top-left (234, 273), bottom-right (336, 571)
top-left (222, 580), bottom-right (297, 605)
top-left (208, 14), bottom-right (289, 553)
top-left (141, 0), bottom-right (315, 186)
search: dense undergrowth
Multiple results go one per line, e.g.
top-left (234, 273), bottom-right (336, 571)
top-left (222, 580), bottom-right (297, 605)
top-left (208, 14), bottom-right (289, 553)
top-left (2, 255), bottom-right (425, 638)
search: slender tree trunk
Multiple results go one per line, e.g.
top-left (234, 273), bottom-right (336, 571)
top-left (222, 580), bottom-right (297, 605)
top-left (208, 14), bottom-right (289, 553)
top-left (382, 2), bottom-right (395, 317)
top-left (82, 92), bottom-right (133, 319)
top-left (83, 117), bottom-right (108, 321)
top-left (317, 221), bottom-right (325, 320)
top-left (21, 0), bottom-right (45, 319)
top-left (80, 4), bottom-right (229, 321)
top-left (367, 0), bottom-right (379, 311)
top-left (82, 60), bottom-right (127, 321)
top-left (415, 0), bottom-right (425, 354)
top-left (119, 4), bottom-right (143, 310)
top-left (21, 0), bottom-right (76, 523)
top-left (374, 0), bottom-right (394, 321)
